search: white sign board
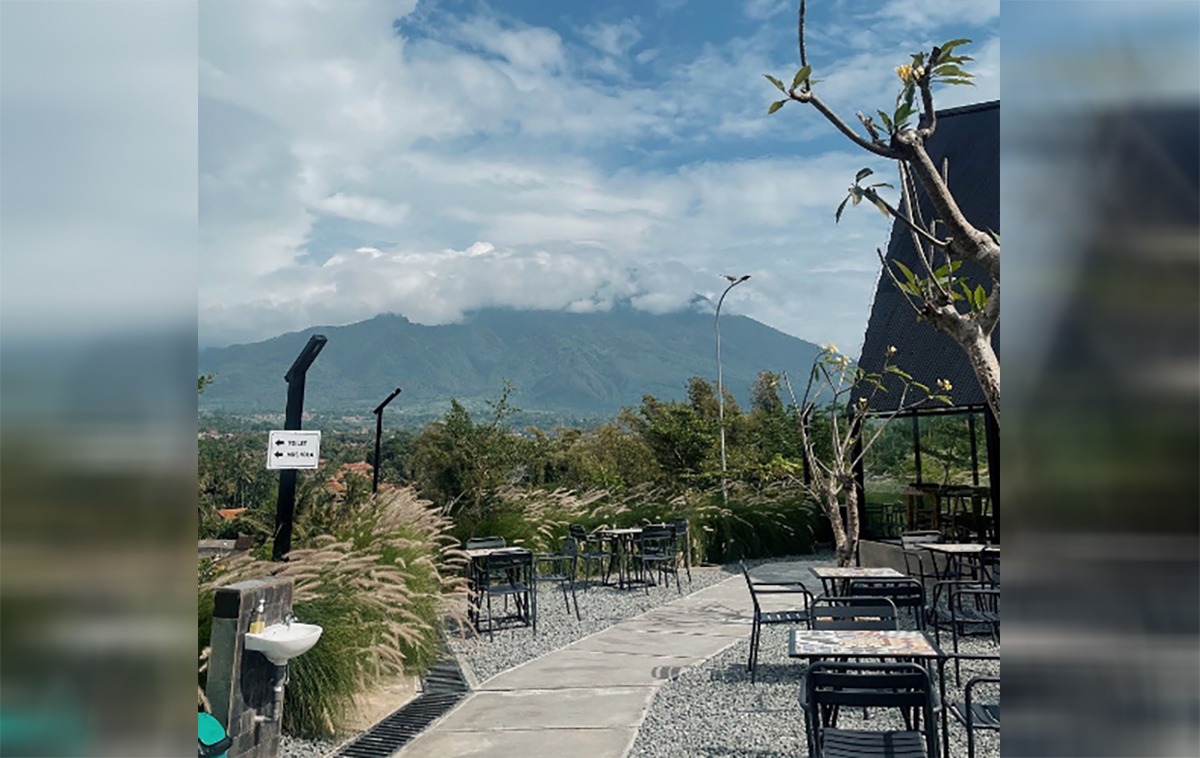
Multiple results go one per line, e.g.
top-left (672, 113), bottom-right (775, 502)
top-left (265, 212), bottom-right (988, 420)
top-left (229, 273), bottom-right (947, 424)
top-left (267, 430), bottom-right (322, 470)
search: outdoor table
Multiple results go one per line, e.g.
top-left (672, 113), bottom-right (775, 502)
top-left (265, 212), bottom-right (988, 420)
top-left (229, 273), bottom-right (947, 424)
top-left (463, 547), bottom-right (532, 630)
top-left (916, 543), bottom-right (998, 581)
top-left (788, 628), bottom-right (944, 661)
top-left (596, 527), bottom-right (644, 589)
top-left (809, 566), bottom-right (904, 598)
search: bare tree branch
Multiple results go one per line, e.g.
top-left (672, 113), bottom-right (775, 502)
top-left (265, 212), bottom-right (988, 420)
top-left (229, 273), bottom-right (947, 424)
top-left (798, 0), bottom-right (808, 80)
top-left (791, 89), bottom-right (904, 160)
top-left (916, 49), bottom-right (939, 138)
top-left (864, 185), bottom-right (949, 250)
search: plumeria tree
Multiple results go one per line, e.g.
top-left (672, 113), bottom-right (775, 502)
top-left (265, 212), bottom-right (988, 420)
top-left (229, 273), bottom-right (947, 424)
top-left (767, 0), bottom-right (1000, 424)
top-left (788, 345), bottom-right (952, 567)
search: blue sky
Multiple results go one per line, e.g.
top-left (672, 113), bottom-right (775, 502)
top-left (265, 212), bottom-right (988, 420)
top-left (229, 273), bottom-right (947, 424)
top-left (199, 0), bottom-right (999, 350)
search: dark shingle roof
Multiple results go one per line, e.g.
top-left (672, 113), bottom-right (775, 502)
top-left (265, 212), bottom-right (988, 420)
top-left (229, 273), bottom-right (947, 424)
top-left (857, 101), bottom-right (999, 413)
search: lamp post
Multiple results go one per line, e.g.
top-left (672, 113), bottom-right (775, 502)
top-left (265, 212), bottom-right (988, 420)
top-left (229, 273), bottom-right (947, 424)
top-left (372, 387), bottom-right (402, 493)
top-left (715, 274), bottom-right (750, 504)
top-left (273, 334), bottom-right (327, 561)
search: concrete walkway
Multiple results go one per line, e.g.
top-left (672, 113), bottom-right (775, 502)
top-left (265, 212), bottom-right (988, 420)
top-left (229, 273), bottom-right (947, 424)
top-left (394, 575), bottom-right (754, 757)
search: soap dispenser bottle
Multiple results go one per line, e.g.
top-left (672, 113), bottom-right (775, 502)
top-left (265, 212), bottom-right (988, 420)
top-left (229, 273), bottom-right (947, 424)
top-left (249, 598), bottom-right (266, 634)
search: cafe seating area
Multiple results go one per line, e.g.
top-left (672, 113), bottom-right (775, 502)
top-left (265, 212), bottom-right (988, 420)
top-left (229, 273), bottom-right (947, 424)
top-left (461, 519), bottom-right (695, 639)
top-left (740, 535), bottom-right (999, 756)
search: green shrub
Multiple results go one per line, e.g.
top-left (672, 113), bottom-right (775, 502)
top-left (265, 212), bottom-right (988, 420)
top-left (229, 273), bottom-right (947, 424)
top-left (198, 487), bottom-right (466, 738)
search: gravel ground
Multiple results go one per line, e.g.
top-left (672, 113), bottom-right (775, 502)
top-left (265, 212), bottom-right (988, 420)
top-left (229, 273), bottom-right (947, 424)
top-left (448, 560), bottom-right (741, 684)
top-left (629, 556), bottom-right (1000, 758)
top-left (284, 553), bottom-right (1000, 758)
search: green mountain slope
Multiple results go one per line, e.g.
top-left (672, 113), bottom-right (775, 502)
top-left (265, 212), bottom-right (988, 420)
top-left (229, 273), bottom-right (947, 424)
top-left (198, 307), bottom-right (825, 422)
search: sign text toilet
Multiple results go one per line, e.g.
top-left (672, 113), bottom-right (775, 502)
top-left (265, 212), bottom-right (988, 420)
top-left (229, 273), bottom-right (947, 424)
top-left (266, 430), bottom-right (322, 470)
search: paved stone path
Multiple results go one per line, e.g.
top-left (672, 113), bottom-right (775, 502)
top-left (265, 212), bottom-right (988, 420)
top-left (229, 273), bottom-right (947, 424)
top-left (394, 575), bottom-right (755, 757)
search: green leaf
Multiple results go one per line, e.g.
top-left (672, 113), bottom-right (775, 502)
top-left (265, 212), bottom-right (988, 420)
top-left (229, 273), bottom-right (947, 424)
top-left (835, 196), bottom-right (849, 223)
top-left (885, 365), bottom-right (912, 381)
top-left (893, 260), bottom-right (918, 288)
top-left (768, 99), bottom-right (786, 115)
top-left (894, 102), bottom-right (915, 127)
top-left (791, 65), bottom-right (812, 90)
top-left (973, 284), bottom-right (988, 310)
top-left (938, 78), bottom-right (976, 86)
top-left (855, 167), bottom-right (874, 183)
top-left (869, 182), bottom-right (894, 189)
top-left (959, 281), bottom-right (975, 304)
top-left (987, 228), bottom-right (1000, 244)
top-left (876, 110), bottom-right (894, 133)
top-left (912, 381), bottom-right (930, 393)
top-left (850, 187), bottom-right (862, 206)
top-left (938, 38), bottom-right (972, 57)
top-left (764, 74), bottom-right (785, 92)
top-left (933, 64), bottom-right (970, 79)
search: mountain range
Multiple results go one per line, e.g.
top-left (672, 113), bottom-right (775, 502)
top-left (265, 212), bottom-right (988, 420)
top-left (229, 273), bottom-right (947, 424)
top-left (197, 307), bottom-right (825, 426)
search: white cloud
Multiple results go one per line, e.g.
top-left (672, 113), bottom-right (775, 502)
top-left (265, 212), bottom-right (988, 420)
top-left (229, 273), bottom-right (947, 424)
top-left (581, 19), bottom-right (642, 57)
top-left (744, 0), bottom-right (791, 22)
top-left (875, 0), bottom-right (1000, 31)
top-left (198, 1), bottom-right (997, 356)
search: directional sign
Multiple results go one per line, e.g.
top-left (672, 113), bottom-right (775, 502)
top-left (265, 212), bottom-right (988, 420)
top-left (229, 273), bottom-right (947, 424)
top-left (266, 430), bottom-right (322, 470)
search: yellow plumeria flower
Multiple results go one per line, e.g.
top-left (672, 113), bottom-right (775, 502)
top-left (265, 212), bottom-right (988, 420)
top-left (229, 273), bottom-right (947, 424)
top-left (936, 378), bottom-right (953, 392)
top-left (886, 345), bottom-right (897, 356)
top-left (895, 64), bottom-right (912, 82)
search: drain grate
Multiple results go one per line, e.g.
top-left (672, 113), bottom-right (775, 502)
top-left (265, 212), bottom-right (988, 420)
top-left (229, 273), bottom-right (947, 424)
top-left (334, 653), bottom-right (469, 758)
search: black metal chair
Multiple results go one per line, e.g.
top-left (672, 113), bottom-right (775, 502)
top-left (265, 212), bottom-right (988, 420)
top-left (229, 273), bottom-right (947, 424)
top-left (465, 536), bottom-right (507, 629)
top-left (567, 524), bottom-right (608, 583)
top-left (929, 581), bottom-right (999, 684)
top-left (634, 524), bottom-right (680, 594)
top-left (668, 517), bottom-right (692, 582)
top-left (740, 561), bottom-right (814, 683)
top-left (848, 578), bottom-right (927, 630)
top-left (800, 661), bottom-right (940, 758)
top-left (476, 550), bottom-right (536, 640)
top-left (535, 537), bottom-right (581, 620)
top-left (809, 596), bottom-right (900, 631)
top-left (937, 653), bottom-right (999, 758)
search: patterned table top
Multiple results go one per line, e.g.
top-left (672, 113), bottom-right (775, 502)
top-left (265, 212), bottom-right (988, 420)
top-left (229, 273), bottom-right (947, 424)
top-left (789, 629), bottom-right (942, 659)
top-left (916, 543), bottom-right (999, 554)
top-left (463, 546), bottom-right (532, 560)
top-left (597, 527), bottom-right (643, 537)
top-left (809, 566), bottom-right (905, 579)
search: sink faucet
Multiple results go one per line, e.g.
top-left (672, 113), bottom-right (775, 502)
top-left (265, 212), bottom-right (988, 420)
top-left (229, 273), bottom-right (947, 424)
top-left (284, 612), bottom-right (297, 628)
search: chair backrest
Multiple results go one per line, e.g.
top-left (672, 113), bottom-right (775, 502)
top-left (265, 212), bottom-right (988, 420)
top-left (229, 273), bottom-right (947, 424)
top-left (847, 578), bottom-right (926, 609)
top-left (739, 561), bottom-right (762, 611)
top-left (901, 530), bottom-right (942, 548)
top-left (466, 536), bottom-right (506, 550)
top-left (559, 536), bottom-right (579, 558)
top-left (805, 661), bottom-right (938, 757)
top-left (639, 524), bottom-right (675, 550)
top-left (568, 524), bottom-right (588, 540)
top-left (479, 550), bottom-right (532, 587)
top-left (810, 596), bottom-right (898, 630)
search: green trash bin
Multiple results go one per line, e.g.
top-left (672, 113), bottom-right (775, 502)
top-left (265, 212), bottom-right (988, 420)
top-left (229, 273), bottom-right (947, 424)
top-left (198, 712), bottom-right (231, 758)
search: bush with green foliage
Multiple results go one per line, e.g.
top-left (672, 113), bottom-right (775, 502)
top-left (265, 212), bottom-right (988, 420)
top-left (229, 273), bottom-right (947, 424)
top-left (198, 486), bottom-right (466, 738)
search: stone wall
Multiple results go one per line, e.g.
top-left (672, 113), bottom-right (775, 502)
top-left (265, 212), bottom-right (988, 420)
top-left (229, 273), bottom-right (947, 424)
top-left (205, 576), bottom-right (294, 758)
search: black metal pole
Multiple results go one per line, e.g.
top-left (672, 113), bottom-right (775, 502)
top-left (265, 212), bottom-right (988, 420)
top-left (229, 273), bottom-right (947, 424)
top-left (272, 335), bottom-right (327, 561)
top-left (372, 387), bottom-right (402, 493)
top-left (984, 405), bottom-right (1000, 543)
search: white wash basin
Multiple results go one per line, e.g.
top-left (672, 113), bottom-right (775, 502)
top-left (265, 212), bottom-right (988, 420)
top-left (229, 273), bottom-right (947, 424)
top-left (244, 622), bottom-right (323, 665)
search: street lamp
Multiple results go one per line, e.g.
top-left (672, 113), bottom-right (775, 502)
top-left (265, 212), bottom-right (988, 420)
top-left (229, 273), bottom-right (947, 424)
top-left (372, 387), bottom-right (403, 493)
top-left (715, 274), bottom-right (750, 504)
